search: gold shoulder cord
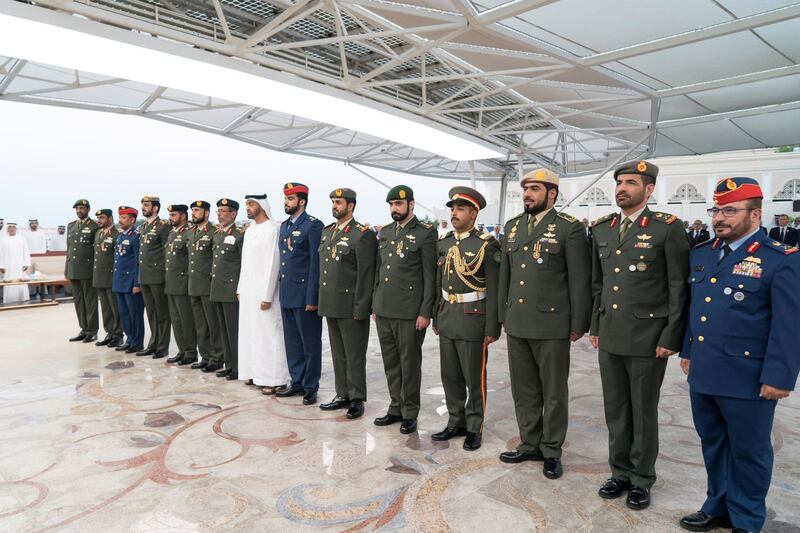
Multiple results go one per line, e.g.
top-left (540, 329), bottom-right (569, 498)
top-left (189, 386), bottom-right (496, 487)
top-left (444, 241), bottom-right (489, 292)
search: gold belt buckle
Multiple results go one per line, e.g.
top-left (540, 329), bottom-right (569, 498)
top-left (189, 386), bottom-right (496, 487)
top-left (448, 293), bottom-right (457, 304)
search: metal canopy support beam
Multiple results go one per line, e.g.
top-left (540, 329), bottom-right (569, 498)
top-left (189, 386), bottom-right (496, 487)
top-left (583, 4), bottom-right (800, 66)
top-left (475, 0), bottom-right (558, 25)
top-left (657, 99), bottom-right (800, 128)
top-left (498, 169), bottom-right (509, 225)
top-left (657, 64), bottom-right (800, 97)
top-left (238, 0), bottom-right (321, 50)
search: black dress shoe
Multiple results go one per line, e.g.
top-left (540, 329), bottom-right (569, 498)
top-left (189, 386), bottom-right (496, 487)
top-left (626, 486), bottom-right (650, 510)
top-left (166, 355), bottom-right (183, 364)
top-left (177, 357), bottom-right (197, 366)
top-left (225, 372), bottom-right (239, 380)
top-left (431, 427), bottom-right (468, 441)
top-left (136, 347), bottom-right (156, 356)
top-left (319, 396), bottom-right (350, 410)
top-left (108, 338), bottom-right (122, 348)
top-left (115, 343), bottom-right (130, 352)
top-left (95, 335), bottom-right (112, 346)
top-left (346, 400), bottom-right (364, 419)
top-left (598, 478), bottom-right (631, 499)
top-left (275, 387), bottom-right (304, 398)
top-left (543, 457), bottom-right (563, 479)
top-left (463, 432), bottom-right (482, 450)
top-left (82, 335), bottom-right (98, 343)
top-left (216, 368), bottom-right (231, 377)
top-left (302, 392), bottom-right (317, 405)
top-left (69, 334), bottom-right (87, 342)
top-left (126, 345), bottom-right (144, 354)
top-left (203, 363), bottom-right (223, 373)
top-left (400, 419), bottom-right (417, 434)
top-left (152, 351), bottom-right (168, 360)
top-left (499, 450), bottom-right (545, 463)
top-left (374, 413), bottom-right (403, 426)
top-left (679, 511), bottom-right (732, 532)
top-left (191, 361), bottom-right (208, 370)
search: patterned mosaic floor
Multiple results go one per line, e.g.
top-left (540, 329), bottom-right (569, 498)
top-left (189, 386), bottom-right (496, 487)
top-left (1, 304), bottom-right (798, 532)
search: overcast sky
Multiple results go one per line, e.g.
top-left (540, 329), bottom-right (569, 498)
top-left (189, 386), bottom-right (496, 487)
top-left (0, 100), bottom-right (480, 228)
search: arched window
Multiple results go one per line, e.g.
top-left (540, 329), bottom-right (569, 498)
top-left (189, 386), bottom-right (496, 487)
top-left (774, 179), bottom-right (800, 201)
top-left (668, 183), bottom-right (705, 204)
top-left (579, 187), bottom-right (611, 206)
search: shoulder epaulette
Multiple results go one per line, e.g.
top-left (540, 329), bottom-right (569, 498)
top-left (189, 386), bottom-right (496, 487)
top-left (356, 223), bottom-right (369, 232)
top-left (324, 222), bottom-right (336, 230)
top-left (694, 238), bottom-right (715, 249)
top-left (439, 230), bottom-right (453, 240)
top-left (419, 220), bottom-right (432, 229)
top-left (593, 213), bottom-right (616, 225)
top-left (557, 212), bottom-right (578, 223)
top-left (505, 213), bottom-right (524, 227)
top-left (307, 215), bottom-right (317, 221)
top-left (480, 232), bottom-right (493, 241)
top-left (763, 240), bottom-right (796, 254)
top-left (237, 227), bottom-right (246, 235)
top-left (159, 219), bottom-right (168, 225)
top-left (651, 212), bottom-right (678, 225)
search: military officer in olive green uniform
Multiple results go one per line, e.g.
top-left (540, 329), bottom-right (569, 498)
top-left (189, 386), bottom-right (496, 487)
top-left (137, 196), bottom-right (172, 359)
top-left (372, 185), bottom-right (437, 434)
top-left (431, 187), bottom-right (501, 451)
top-left (164, 205), bottom-right (198, 366)
top-left (66, 199), bottom-right (100, 343)
top-left (210, 198), bottom-right (245, 381)
top-left (497, 168), bottom-right (592, 479)
top-left (318, 188), bottom-right (377, 420)
top-left (92, 209), bottom-right (123, 347)
top-left (186, 200), bottom-right (224, 373)
top-left (590, 160), bottom-right (689, 510)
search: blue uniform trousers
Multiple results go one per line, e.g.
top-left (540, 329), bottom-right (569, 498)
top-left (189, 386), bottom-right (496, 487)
top-left (281, 307), bottom-right (323, 393)
top-left (691, 391), bottom-right (776, 532)
top-left (115, 291), bottom-right (144, 349)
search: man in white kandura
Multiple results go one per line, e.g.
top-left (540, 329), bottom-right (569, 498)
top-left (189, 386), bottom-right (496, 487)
top-left (0, 223), bottom-right (32, 303)
top-left (237, 194), bottom-right (290, 394)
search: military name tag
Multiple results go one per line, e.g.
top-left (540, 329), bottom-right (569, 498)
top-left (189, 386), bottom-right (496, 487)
top-left (122, 239), bottom-right (130, 245)
top-left (82, 228), bottom-right (91, 233)
top-left (223, 235), bottom-right (235, 245)
top-left (292, 230), bottom-right (301, 236)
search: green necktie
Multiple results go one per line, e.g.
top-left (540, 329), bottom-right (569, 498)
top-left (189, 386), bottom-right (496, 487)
top-left (619, 217), bottom-right (632, 238)
top-left (527, 214), bottom-right (536, 235)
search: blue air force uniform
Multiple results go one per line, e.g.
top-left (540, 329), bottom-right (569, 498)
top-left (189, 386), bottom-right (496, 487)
top-left (278, 183), bottom-right (325, 395)
top-left (680, 177), bottom-right (800, 532)
top-left (113, 219), bottom-right (145, 349)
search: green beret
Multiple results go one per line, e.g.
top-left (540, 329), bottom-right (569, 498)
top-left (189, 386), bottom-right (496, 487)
top-left (614, 160), bottom-right (659, 181)
top-left (329, 188), bottom-right (357, 201)
top-left (217, 198), bottom-right (240, 210)
top-left (168, 204), bottom-right (189, 213)
top-left (386, 185), bottom-right (413, 202)
top-left (73, 199), bottom-right (90, 208)
top-left (95, 209), bottom-right (112, 217)
top-left (446, 186), bottom-right (486, 210)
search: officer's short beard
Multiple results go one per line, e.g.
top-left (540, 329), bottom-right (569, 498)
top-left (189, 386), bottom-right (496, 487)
top-left (192, 214), bottom-right (207, 225)
top-left (285, 203), bottom-right (300, 216)
top-left (523, 197), bottom-right (548, 216)
top-left (390, 207), bottom-right (408, 222)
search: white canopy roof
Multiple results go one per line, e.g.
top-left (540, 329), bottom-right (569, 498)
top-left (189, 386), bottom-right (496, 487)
top-left (1, 0), bottom-right (798, 180)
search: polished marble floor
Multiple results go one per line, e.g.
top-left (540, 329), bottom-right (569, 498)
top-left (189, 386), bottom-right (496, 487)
top-left (1, 304), bottom-right (799, 532)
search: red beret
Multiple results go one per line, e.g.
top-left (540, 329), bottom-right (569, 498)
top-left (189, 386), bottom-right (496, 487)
top-left (118, 206), bottom-right (138, 216)
top-left (283, 182), bottom-right (309, 196)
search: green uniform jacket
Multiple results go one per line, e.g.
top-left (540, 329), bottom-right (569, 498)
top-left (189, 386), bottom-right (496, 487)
top-left (65, 218), bottom-right (98, 280)
top-left (165, 224), bottom-right (191, 296)
top-left (187, 222), bottom-right (214, 297)
top-left (498, 209), bottom-right (592, 339)
top-left (138, 217), bottom-right (171, 285)
top-left (92, 225), bottom-right (119, 288)
top-left (317, 219), bottom-right (377, 320)
top-left (210, 224), bottom-right (245, 303)
top-left (590, 207), bottom-right (690, 356)
top-left (433, 229), bottom-right (501, 341)
top-left (372, 216), bottom-right (438, 320)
